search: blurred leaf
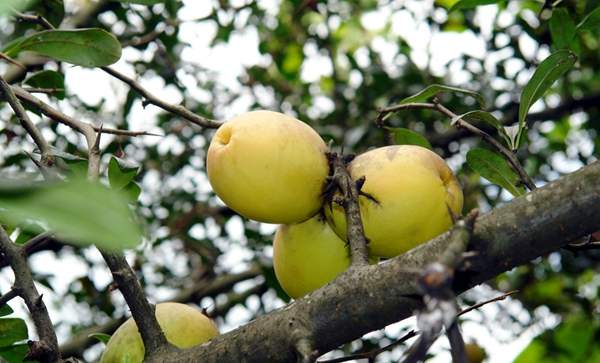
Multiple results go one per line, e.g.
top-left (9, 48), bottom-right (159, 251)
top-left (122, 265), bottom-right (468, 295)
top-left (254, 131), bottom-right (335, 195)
top-left (0, 0), bottom-right (27, 16)
top-left (88, 332), bottom-right (111, 344)
top-left (0, 178), bottom-right (142, 250)
top-left (388, 127), bottom-right (432, 149)
top-left (0, 344), bottom-right (33, 363)
top-left (123, 182), bottom-right (141, 202)
top-left (399, 84), bottom-right (485, 108)
top-left (576, 6), bottom-right (600, 32)
top-left (549, 8), bottom-right (576, 51)
top-left (24, 70), bottom-right (65, 99)
top-left (449, 0), bottom-right (504, 12)
top-left (466, 148), bottom-right (524, 196)
top-left (117, 0), bottom-right (164, 4)
top-left (108, 157), bottom-right (139, 191)
top-left (514, 339), bottom-right (548, 363)
top-left (0, 305), bottom-right (13, 317)
top-left (6, 29), bottom-right (122, 67)
top-left (25, 0), bottom-right (65, 28)
top-left (518, 50), bottom-right (576, 146)
top-left (0, 318), bottom-right (27, 346)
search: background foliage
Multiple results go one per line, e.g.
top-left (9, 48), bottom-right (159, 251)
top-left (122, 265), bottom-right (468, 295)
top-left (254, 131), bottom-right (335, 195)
top-left (0, 0), bottom-right (599, 362)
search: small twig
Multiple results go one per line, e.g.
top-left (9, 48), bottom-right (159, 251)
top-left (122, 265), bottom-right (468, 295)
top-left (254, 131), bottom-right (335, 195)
top-left (101, 67), bottom-right (221, 129)
top-left (0, 75), bottom-right (53, 167)
top-left (0, 52), bottom-right (26, 69)
top-left (0, 288), bottom-right (19, 308)
top-left (121, 28), bottom-right (164, 48)
top-left (457, 290), bottom-right (518, 317)
top-left (13, 11), bottom-right (55, 29)
top-left (318, 330), bottom-right (418, 363)
top-left (326, 151), bottom-right (370, 266)
top-left (0, 226), bottom-right (60, 363)
top-left (21, 87), bottom-right (65, 94)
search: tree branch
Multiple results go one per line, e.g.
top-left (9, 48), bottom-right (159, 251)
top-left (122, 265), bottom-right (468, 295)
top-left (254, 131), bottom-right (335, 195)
top-left (0, 227), bottom-right (60, 363)
top-left (149, 161), bottom-right (600, 363)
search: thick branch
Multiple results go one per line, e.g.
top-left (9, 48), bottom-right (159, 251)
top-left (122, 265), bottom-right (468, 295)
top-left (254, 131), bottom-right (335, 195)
top-left (152, 161), bottom-right (600, 363)
top-left (0, 227), bottom-right (60, 363)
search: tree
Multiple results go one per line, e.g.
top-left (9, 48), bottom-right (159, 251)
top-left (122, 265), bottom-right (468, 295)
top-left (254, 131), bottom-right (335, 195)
top-left (0, 0), bottom-right (599, 362)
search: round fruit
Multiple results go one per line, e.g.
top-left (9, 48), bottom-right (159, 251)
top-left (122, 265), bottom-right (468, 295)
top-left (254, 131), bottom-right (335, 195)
top-left (465, 342), bottom-right (486, 363)
top-left (206, 110), bottom-right (329, 224)
top-left (325, 145), bottom-right (463, 258)
top-left (100, 302), bottom-right (219, 363)
top-left (273, 216), bottom-right (351, 298)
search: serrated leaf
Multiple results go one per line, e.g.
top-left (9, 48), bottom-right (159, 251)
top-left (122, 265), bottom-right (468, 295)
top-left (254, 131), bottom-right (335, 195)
top-left (549, 8), bottom-right (576, 50)
top-left (0, 305), bottom-right (13, 317)
top-left (88, 332), bottom-right (111, 344)
top-left (25, 70), bottom-right (65, 99)
top-left (399, 84), bottom-right (485, 108)
top-left (118, 0), bottom-right (164, 4)
top-left (518, 50), bottom-right (576, 146)
top-left (0, 318), bottom-right (28, 346)
top-left (576, 6), bottom-right (600, 32)
top-left (449, 0), bottom-right (504, 12)
top-left (108, 157), bottom-right (139, 191)
top-left (388, 127), bottom-right (432, 149)
top-left (6, 29), bottom-right (122, 67)
top-left (466, 148), bottom-right (524, 196)
top-left (0, 178), bottom-right (142, 250)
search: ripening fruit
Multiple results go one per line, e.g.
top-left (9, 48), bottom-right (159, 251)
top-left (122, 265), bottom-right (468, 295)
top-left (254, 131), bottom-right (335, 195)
top-left (100, 302), bottom-right (219, 363)
top-left (207, 110), bottom-right (329, 224)
top-left (325, 145), bottom-right (463, 258)
top-left (465, 342), bottom-right (487, 363)
top-left (273, 216), bottom-right (351, 298)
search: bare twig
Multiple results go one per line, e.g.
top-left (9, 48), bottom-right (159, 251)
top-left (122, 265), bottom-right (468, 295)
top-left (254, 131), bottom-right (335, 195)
top-left (0, 52), bottom-right (26, 69)
top-left (0, 226), bottom-right (60, 363)
top-left (318, 330), bottom-right (418, 363)
top-left (0, 75), bottom-right (53, 166)
top-left (22, 87), bottom-right (65, 94)
top-left (0, 288), bottom-right (19, 308)
top-left (326, 151), bottom-right (370, 266)
top-left (13, 11), bottom-right (55, 29)
top-left (101, 67), bottom-right (221, 129)
top-left (457, 290), bottom-right (518, 317)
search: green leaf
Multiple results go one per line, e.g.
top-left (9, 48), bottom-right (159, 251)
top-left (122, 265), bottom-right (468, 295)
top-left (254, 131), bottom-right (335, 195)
top-left (399, 84), bottom-right (485, 108)
top-left (452, 110), bottom-right (514, 148)
top-left (549, 8), bottom-right (576, 50)
top-left (0, 178), bottom-right (142, 250)
top-left (25, 0), bottom-right (65, 28)
top-left (124, 182), bottom-right (142, 202)
top-left (24, 70), bottom-right (65, 99)
top-left (517, 50), bottom-right (576, 146)
top-left (553, 315), bottom-right (595, 360)
top-left (0, 318), bottom-right (28, 346)
top-left (0, 0), bottom-right (27, 16)
top-left (6, 29), bottom-right (122, 67)
top-left (0, 305), bottom-right (13, 317)
top-left (466, 148), bottom-right (524, 196)
top-left (117, 0), bottom-right (164, 4)
top-left (108, 157), bottom-right (139, 191)
top-left (449, 0), bottom-right (504, 12)
top-left (388, 127), bottom-right (432, 149)
top-left (576, 6), bottom-right (600, 32)
top-left (0, 344), bottom-right (32, 363)
top-left (88, 332), bottom-right (111, 344)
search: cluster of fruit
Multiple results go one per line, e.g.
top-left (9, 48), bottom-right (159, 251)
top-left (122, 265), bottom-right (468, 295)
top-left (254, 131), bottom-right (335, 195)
top-left (100, 110), bottom-right (463, 362)
top-left (207, 110), bottom-right (463, 298)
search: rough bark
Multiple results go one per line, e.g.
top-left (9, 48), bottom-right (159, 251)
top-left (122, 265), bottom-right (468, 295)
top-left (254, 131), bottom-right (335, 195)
top-left (148, 161), bottom-right (600, 363)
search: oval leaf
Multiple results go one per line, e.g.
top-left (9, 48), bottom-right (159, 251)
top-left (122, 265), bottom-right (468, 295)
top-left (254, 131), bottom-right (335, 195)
top-left (576, 6), bottom-right (600, 32)
top-left (518, 50), bottom-right (576, 145)
top-left (0, 318), bottom-right (28, 346)
top-left (399, 84), bottom-right (485, 108)
top-left (88, 332), bottom-right (111, 344)
top-left (549, 8), bottom-right (576, 51)
top-left (24, 70), bottom-right (65, 99)
top-left (0, 305), bottom-right (13, 317)
top-left (0, 178), bottom-right (142, 250)
top-left (466, 148), bottom-right (524, 196)
top-left (388, 127), bottom-right (432, 149)
top-left (7, 29), bottom-right (122, 67)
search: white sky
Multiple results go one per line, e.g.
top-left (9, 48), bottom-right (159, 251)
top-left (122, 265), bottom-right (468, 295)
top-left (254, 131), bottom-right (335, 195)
top-left (2, 0), bottom-right (592, 362)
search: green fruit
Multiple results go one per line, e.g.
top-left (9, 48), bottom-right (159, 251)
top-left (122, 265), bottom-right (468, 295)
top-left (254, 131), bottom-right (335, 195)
top-left (100, 302), bottom-right (219, 363)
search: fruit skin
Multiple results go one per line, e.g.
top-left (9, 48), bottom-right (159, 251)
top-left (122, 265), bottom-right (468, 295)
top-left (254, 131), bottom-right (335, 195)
top-left (465, 342), bottom-right (487, 363)
top-left (325, 145), bottom-right (463, 258)
top-left (207, 110), bottom-right (329, 224)
top-left (273, 216), bottom-right (351, 298)
top-left (100, 302), bottom-right (219, 363)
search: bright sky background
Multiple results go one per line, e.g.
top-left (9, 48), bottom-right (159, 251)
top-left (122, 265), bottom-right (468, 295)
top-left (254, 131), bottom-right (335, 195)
top-left (0, 0), bottom-right (583, 361)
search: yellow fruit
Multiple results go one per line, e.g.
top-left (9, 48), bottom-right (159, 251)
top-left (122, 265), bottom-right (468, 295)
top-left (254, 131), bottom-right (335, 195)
top-left (273, 216), bottom-right (351, 298)
top-left (465, 342), bottom-right (487, 363)
top-left (100, 302), bottom-right (219, 363)
top-left (207, 110), bottom-right (329, 224)
top-left (325, 145), bottom-right (463, 258)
